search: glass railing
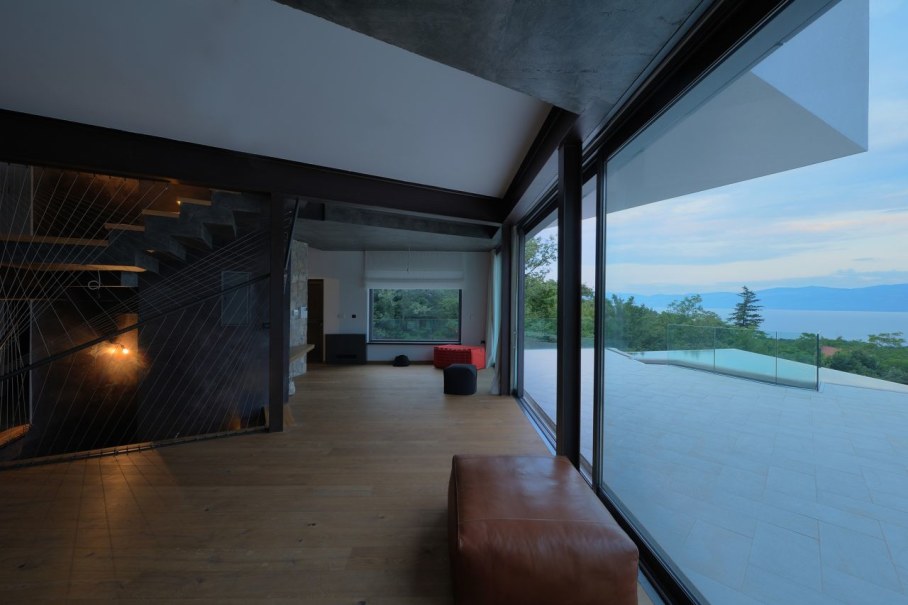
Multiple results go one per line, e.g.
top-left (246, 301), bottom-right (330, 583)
top-left (665, 324), bottom-right (819, 389)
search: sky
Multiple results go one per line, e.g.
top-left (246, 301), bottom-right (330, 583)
top-left (549, 0), bottom-right (908, 297)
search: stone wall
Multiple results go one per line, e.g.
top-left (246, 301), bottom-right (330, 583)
top-left (289, 239), bottom-right (309, 378)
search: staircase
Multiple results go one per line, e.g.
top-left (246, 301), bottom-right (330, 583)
top-left (1, 191), bottom-right (264, 290)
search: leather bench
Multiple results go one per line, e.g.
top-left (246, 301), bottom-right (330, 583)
top-left (448, 455), bottom-right (639, 605)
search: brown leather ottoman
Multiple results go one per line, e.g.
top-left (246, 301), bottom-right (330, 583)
top-left (448, 455), bottom-right (639, 605)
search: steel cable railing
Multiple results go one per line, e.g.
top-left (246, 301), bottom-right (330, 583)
top-left (1, 163), bottom-right (293, 465)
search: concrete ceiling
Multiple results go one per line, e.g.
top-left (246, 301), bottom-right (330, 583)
top-left (0, 0), bottom-right (548, 198)
top-left (0, 0), bottom-right (713, 253)
top-left (275, 0), bottom-right (710, 115)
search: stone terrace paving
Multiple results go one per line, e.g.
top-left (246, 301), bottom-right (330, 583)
top-left (524, 349), bottom-right (908, 605)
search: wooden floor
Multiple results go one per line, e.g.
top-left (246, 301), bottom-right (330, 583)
top-left (0, 364), bottom-right (653, 604)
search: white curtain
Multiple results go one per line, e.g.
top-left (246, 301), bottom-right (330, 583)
top-left (485, 250), bottom-right (501, 394)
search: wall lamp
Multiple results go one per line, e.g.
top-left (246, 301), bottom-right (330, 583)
top-left (108, 341), bottom-right (130, 355)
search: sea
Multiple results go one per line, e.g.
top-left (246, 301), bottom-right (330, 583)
top-left (701, 308), bottom-right (908, 342)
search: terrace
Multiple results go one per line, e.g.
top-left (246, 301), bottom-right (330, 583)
top-left (525, 349), bottom-right (908, 604)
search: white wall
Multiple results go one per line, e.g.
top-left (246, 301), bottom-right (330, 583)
top-left (308, 249), bottom-right (489, 362)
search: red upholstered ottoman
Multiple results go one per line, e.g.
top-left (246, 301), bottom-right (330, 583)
top-left (433, 345), bottom-right (486, 369)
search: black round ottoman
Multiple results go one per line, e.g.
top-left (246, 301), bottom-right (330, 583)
top-left (444, 363), bottom-right (477, 395)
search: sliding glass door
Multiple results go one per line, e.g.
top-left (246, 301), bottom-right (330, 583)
top-left (598, 1), bottom-right (894, 603)
top-left (521, 210), bottom-right (559, 441)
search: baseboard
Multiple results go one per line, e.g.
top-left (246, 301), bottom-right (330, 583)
top-left (367, 360), bottom-right (434, 365)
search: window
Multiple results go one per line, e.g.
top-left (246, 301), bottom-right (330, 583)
top-left (521, 211), bottom-right (558, 440)
top-left (369, 288), bottom-right (461, 343)
top-left (599, 1), bottom-right (877, 603)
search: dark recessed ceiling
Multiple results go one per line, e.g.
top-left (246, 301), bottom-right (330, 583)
top-left (294, 203), bottom-right (500, 252)
top-left (274, 0), bottom-right (709, 114)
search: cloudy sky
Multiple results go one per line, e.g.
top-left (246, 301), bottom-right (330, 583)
top-left (570, 0), bottom-right (908, 296)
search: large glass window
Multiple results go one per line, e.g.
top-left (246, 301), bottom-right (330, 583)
top-left (521, 212), bottom-right (558, 437)
top-left (368, 288), bottom-right (461, 343)
top-left (599, 1), bottom-right (900, 604)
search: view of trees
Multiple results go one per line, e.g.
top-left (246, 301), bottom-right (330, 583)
top-left (523, 234), bottom-right (908, 385)
top-left (821, 332), bottom-right (908, 384)
top-left (523, 235), bottom-right (559, 346)
top-left (729, 286), bottom-right (764, 328)
top-left (370, 288), bottom-right (460, 342)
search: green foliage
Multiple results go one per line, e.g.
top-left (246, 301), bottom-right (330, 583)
top-left (821, 331), bottom-right (908, 385)
top-left (868, 331), bottom-right (905, 348)
top-left (604, 298), bottom-right (908, 385)
top-left (519, 235), bottom-right (908, 387)
top-left (524, 235), bottom-right (557, 281)
top-left (370, 289), bottom-right (460, 342)
top-left (523, 235), bottom-right (559, 346)
top-left (728, 286), bottom-right (764, 329)
top-left (606, 295), bottom-right (664, 351)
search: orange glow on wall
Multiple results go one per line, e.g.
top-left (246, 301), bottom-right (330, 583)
top-left (92, 314), bottom-right (144, 384)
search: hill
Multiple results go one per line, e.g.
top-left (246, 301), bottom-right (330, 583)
top-left (610, 283), bottom-right (908, 312)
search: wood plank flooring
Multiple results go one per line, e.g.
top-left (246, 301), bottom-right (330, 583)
top-left (0, 364), bottom-right (653, 604)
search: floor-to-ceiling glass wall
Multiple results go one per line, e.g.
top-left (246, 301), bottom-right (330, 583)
top-left (598, 0), bottom-right (908, 603)
top-left (521, 210), bottom-right (559, 440)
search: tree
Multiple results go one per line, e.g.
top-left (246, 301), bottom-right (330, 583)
top-left (524, 235), bottom-right (557, 281)
top-left (827, 349), bottom-right (881, 376)
top-left (523, 234), bottom-right (559, 344)
top-left (728, 286), bottom-right (763, 329)
top-left (868, 332), bottom-right (905, 348)
top-left (666, 294), bottom-right (724, 325)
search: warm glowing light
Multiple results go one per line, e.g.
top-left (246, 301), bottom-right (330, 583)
top-left (106, 341), bottom-right (131, 355)
top-left (177, 199), bottom-right (182, 205)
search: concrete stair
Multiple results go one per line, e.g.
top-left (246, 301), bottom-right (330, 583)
top-left (1, 193), bottom-right (264, 286)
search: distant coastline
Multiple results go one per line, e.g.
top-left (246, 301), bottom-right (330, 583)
top-left (705, 308), bottom-right (908, 342)
top-left (610, 283), bottom-right (908, 313)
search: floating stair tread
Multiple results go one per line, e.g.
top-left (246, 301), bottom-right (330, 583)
top-left (0, 262), bottom-right (145, 272)
top-left (104, 223), bottom-right (145, 232)
top-left (0, 424), bottom-right (29, 449)
top-left (177, 198), bottom-right (211, 207)
top-left (0, 234), bottom-right (108, 247)
top-left (141, 209), bottom-right (180, 218)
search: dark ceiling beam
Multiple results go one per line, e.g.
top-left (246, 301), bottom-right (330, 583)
top-left (501, 106), bottom-right (578, 220)
top-left (0, 109), bottom-right (503, 225)
top-left (322, 205), bottom-right (497, 239)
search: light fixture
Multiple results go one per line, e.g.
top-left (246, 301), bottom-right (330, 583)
top-left (108, 341), bottom-right (130, 355)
